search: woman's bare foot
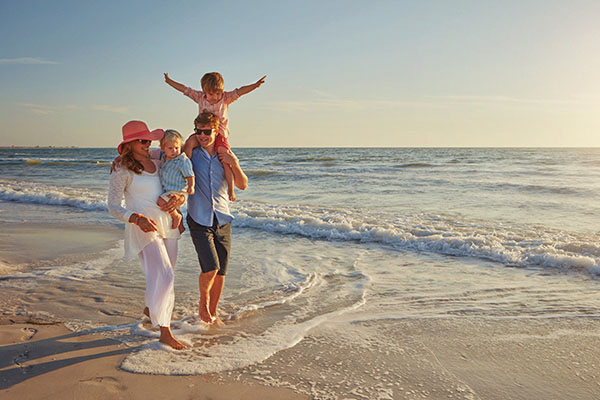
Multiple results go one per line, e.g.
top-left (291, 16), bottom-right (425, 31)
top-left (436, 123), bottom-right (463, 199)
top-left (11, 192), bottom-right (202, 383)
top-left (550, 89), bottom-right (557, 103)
top-left (143, 307), bottom-right (150, 319)
top-left (199, 301), bottom-right (215, 324)
top-left (159, 326), bottom-right (186, 350)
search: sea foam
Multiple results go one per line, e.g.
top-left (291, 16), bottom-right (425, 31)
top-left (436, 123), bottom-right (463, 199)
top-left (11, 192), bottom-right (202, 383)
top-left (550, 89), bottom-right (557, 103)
top-left (2, 178), bottom-right (599, 276)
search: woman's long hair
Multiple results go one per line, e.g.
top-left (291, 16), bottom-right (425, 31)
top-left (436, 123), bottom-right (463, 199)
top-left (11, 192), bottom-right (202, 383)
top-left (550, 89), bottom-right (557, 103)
top-left (119, 142), bottom-right (145, 174)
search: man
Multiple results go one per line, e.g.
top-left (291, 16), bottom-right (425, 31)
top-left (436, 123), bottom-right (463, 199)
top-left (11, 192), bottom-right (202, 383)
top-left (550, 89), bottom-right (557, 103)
top-left (184, 111), bottom-right (248, 325)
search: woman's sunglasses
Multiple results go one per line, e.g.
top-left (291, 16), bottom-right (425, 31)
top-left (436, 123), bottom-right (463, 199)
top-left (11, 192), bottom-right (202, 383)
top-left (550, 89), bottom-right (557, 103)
top-left (137, 139), bottom-right (151, 144)
top-left (194, 128), bottom-right (214, 136)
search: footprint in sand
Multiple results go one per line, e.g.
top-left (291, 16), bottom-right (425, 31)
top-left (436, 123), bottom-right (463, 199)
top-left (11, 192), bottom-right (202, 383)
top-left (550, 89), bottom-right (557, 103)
top-left (98, 309), bottom-right (124, 316)
top-left (20, 327), bottom-right (37, 341)
top-left (79, 376), bottom-right (127, 393)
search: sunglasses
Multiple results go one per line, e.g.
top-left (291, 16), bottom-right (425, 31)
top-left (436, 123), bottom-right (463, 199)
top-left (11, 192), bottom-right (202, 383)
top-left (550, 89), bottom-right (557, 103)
top-left (194, 128), bottom-right (214, 136)
top-left (137, 139), bottom-right (151, 144)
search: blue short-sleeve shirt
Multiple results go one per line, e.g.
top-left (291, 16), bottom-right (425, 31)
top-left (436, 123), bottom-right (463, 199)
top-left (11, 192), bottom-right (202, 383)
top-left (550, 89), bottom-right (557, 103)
top-left (187, 147), bottom-right (233, 227)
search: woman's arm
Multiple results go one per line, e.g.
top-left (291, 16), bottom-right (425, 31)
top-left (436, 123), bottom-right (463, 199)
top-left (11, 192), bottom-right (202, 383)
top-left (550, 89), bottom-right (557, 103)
top-left (107, 167), bottom-right (134, 223)
top-left (108, 168), bottom-right (158, 232)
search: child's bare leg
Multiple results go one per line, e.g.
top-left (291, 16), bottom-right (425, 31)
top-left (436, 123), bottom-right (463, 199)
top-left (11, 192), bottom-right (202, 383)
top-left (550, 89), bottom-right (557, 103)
top-left (157, 196), bottom-right (182, 229)
top-left (225, 165), bottom-right (236, 201)
top-left (217, 147), bottom-right (236, 201)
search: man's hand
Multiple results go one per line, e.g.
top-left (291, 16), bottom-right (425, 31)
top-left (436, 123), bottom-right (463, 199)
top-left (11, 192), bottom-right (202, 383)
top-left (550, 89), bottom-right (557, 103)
top-left (160, 194), bottom-right (185, 213)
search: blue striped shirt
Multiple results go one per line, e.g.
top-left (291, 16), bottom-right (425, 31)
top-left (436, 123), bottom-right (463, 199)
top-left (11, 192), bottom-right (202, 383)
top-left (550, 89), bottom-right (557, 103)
top-left (187, 147), bottom-right (232, 227)
top-left (159, 153), bottom-right (194, 193)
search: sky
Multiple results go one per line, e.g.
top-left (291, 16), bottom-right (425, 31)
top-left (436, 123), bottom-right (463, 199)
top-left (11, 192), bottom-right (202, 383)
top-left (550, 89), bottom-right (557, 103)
top-left (1, 0), bottom-right (599, 148)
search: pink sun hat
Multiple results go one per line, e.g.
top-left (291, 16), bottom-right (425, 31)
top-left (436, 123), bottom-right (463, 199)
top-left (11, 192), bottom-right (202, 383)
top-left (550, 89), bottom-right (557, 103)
top-left (117, 120), bottom-right (165, 154)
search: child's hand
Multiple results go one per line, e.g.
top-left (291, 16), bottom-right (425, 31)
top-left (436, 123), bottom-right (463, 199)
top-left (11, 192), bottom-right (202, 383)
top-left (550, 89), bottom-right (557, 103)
top-left (255, 75), bottom-right (267, 88)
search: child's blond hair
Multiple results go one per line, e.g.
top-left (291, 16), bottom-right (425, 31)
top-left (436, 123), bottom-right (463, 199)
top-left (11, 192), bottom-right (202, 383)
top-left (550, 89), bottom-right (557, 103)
top-left (160, 129), bottom-right (184, 148)
top-left (201, 72), bottom-right (225, 93)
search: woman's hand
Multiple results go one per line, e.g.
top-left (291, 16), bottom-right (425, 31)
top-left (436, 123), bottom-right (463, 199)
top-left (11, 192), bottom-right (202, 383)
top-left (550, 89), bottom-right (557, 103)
top-left (129, 213), bottom-right (158, 233)
top-left (160, 194), bottom-right (185, 213)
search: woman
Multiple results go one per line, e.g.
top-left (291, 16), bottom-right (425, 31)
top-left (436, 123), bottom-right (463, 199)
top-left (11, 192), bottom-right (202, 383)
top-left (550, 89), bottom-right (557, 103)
top-left (108, 120), bottom-right (186, 350)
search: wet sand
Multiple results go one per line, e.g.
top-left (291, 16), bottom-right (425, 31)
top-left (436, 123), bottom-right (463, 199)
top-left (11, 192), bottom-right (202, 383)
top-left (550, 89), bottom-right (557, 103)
top-left (0, 316), bottom-right (307, 400)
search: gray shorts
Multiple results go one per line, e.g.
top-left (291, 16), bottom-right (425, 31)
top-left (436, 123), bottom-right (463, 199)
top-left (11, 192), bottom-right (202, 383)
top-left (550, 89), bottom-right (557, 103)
top-left (187, 214), bottom-right (231, 276)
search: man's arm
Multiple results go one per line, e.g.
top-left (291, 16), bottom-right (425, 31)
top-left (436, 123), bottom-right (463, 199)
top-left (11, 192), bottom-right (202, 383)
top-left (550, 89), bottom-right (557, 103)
top-left (164, 73), bottom-right (187, 93)
top-left (236, 75), bottom-right (267, 97)
top-left (183, 134), bottom-right (199, 159)
top-left (219, 150), bottom-right (248, 190)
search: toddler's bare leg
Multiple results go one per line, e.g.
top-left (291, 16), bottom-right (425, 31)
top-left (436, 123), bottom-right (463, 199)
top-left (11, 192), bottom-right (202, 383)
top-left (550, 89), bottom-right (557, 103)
top-left (157, 196), bottom-right (182, 229)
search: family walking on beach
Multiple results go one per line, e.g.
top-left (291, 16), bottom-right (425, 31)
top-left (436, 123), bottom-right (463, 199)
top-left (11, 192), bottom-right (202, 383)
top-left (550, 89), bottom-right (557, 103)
top-left (108, 71), bottom-right (266, 349)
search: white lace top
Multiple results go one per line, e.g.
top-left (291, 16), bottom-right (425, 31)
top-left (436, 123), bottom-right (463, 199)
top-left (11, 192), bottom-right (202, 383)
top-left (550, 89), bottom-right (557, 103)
top-left (108, 159), bottom-right (180, 260)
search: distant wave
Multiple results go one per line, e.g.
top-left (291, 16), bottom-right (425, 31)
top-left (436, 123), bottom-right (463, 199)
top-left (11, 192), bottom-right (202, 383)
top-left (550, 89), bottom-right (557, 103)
top-left (246, 169), bottom-right (282, 177)
top-left (396, 162), bottom-right (435, 168)
top-left (0, 158), bottom-right (110, 167)
top-left (0, 179), bottom-right (107, 211)
top-left (2, 178), bottom-right (599, 276)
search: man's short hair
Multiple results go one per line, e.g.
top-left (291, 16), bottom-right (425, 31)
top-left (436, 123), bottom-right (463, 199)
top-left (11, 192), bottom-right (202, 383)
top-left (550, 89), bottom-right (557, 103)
top-left (194, 110), bottom-right (220, 130)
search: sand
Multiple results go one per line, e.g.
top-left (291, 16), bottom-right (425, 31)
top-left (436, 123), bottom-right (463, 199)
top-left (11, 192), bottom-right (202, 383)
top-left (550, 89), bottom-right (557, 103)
top-left (0, 316), bottom-right (307, 400)
top-left (0, 222), bottom-right (308, 399)
top-left (0, 222), bottom-right (121, 274)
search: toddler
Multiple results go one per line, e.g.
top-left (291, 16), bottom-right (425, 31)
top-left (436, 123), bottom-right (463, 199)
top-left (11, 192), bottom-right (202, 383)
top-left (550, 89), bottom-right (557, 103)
top-left (164, 71), bottom-right (266, 201)
top-left (156, 130), bottom-right (195, 231)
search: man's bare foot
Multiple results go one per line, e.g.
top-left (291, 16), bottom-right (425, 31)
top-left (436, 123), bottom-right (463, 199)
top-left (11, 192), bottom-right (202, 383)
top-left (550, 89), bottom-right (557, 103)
top-left (159, 327), bottom-right (186, 350)
top-left (199, 302), bottom-right (215, 324)
top-left (228, 188), bottom-right (236, 202)
top-left (212, 315), bottom-right (226, 328)
top-left (171, 210), bottom-right (182, 229)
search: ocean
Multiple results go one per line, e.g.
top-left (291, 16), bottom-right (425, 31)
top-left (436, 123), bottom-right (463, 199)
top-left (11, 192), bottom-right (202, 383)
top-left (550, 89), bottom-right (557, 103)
top-left (1, 147), bottom-right (600, 399)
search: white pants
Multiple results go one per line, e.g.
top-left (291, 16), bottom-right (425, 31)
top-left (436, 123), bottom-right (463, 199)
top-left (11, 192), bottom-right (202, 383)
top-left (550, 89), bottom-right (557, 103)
top-left (138, 238), bottom-right (178, 327)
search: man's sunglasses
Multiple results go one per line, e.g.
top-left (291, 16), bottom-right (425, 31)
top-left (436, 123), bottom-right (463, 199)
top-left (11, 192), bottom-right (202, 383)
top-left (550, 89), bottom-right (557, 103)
top-left (194, 128), bottom-right (214, 136)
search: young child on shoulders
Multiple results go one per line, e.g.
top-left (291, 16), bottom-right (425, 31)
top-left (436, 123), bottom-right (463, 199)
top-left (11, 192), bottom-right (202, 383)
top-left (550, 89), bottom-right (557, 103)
top-left (156, 130), bottom-right (194, 232)
top-left (164, 71), bottom-right (266, 201)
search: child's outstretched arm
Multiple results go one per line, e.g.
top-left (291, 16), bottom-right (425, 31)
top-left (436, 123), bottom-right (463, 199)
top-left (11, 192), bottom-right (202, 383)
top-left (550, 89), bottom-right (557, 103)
top-left (237, 75), bottom-right (267, 97)
top-left (164, 73), bottom-right (187, 93)
top-left (183, 134), bottom-right (200, 159)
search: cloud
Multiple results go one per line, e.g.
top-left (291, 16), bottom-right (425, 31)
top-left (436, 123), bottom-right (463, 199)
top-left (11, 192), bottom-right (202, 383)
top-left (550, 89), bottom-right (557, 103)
top-left (91, 105), bottom-right (128, 114)
top-left (17, 102), bottom-right (55, 115)
top-left (426, 95), bottom-right (589, 106)
top-left (0, 57), bottom-right (58, 65)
